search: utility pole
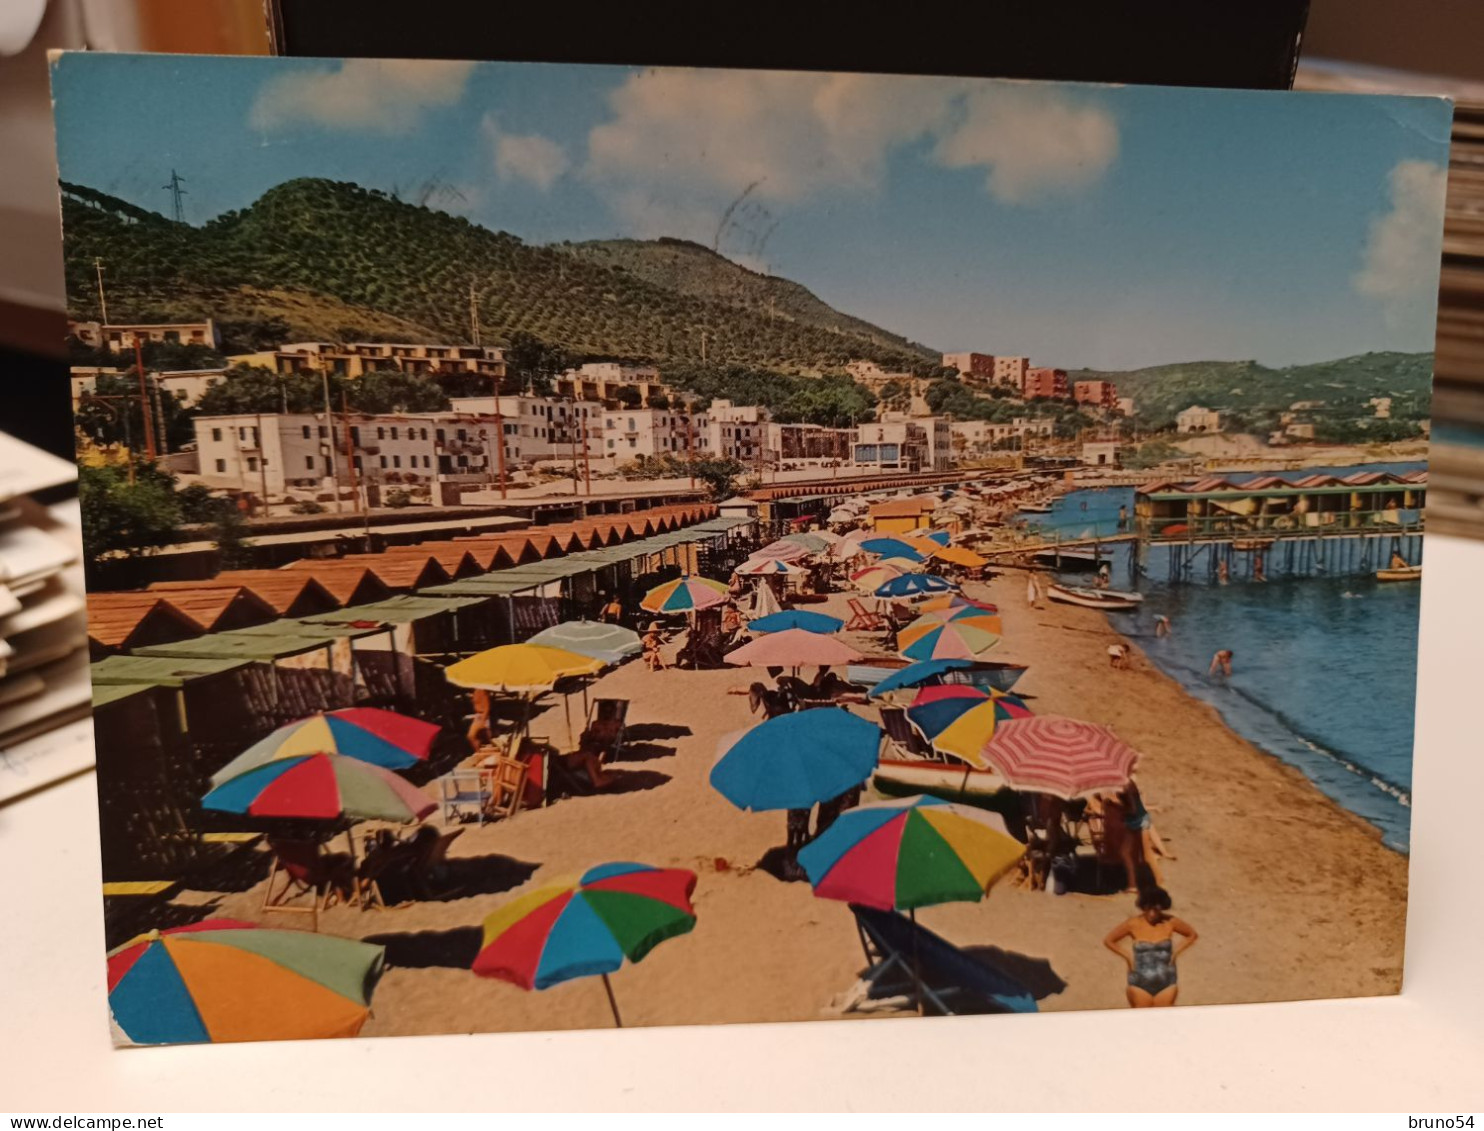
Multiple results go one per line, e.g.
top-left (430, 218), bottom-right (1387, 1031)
top-left (132, 334), bottom-right (157, 461)
top-left (151, 368), bottom-right (169, 455)
top-left (93, 257), bottom-right (108, 325)
top-left (320, 360), bottom-right (342, 513)
top-left (684, 401), bottom-right (695, 489)
top-left (254, 411), bottom-right (270, 518)
top-left (700, 329), bottom-right (708, 363)
top-left (567, 398), bottom-right (580, 497)
top-left (468, 279), bottom-right (480, 347)
top-left (342, 389), bottom-right (370, 538)
top-left (163, 169), bottom-right (187, 223)
top-left (491, 372), bottom-right (507, 499)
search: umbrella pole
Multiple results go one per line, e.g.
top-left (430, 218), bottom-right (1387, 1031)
top-left (909, 907), bottom-right (925, 1016)
top-left (601, 972), bottom-right (624, 1028)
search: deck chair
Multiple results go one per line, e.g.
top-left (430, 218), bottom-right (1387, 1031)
top-left (879, 706), bottom-right (935, 759)
top-left (850, 904), bottom-right (1037, 1016)
top-left (261, 837), bottom-right (355, 932)
top-left (483, 756), bottom-right (528, 820)
top-left (845, 598), bottom-right (884, 632)
top-left (438, 768), bottom-right (492, 826)
top-left (580, 699), bottom-right (629, 764)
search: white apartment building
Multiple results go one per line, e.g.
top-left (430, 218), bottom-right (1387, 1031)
top-left (70, 318), bottom-right (219, 353)
top-left (600, 407), bottom-right (711, 461)
top-left (703, 400), bottom-right (769, 463)
top-left (993, 356), bottom-right (1030, 390)
top-left (1176, 405), bottom-right (1224, 434)
top-left (229, 340), bottom-right (506, 380)
top-left (70, 366), bottom-right (227, 409)
top-left (853, 413), bottom-right (952, 473)
top-left (449, 395), bottom-right (604, 466)
top-left (950, 417), bottom-right (1054, 454)
top-left (192, 411), bottom-right (507, 498)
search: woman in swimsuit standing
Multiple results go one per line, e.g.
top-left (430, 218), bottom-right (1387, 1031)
top-left (1103, 885), bottom-right (1198, 1007)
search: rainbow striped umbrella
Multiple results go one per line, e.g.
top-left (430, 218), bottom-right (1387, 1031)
top-left (208, 708), bottom-right (439, 788)
top-left (735, 557), bottom-right (807, 576)
top-left (906, 685), bottom-right (1033, 768)
top-left (641, 575), bottom-right (730, 613)
top-left (798, 795), bottom-right (1024, 912)
top-left (107, 920), bottom-right (385, 1045)
top-left (851, 564), bottom-right (901, 592)
top-left (898, 611), bottom-right (1001, 661)
top-left (983, 716), bottom-right (1140, 799)
top-left (919, 594), bottom-right (998, 614)
top-left (202, 752), bottom-right (435, 823)
top-left (472, 863), bottom-right (698, 1027)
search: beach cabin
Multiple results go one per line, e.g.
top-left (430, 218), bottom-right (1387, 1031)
top-left (869, 497), bottom-right (938, 535)
top-left (86, 593), bottom-right (205, 659)
top-left (148, 571), bottom-right (341, 618)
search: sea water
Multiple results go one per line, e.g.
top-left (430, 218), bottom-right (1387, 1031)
top-left (1019, 473), bottom-right (1419, 851)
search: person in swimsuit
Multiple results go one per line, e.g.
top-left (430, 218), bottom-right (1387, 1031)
top-left (1103, 885), bottom-right (1198, 1007)
top-left (1209, 649), bottom-right (1234, 678)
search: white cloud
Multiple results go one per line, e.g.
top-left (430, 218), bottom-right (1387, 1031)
top-left (1354, 159), bottom-right (1448, 327)
top-left (933, 85), bottom-right (1119, 204)
top-left (582, 70), bottom-right (1117, 240)
top-left (249, 60), bottom-right (474, 134)
top-left (482, 116), bottom-right (570, 191)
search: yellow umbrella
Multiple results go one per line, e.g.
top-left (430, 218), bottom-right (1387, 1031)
top-left (851, 565), bottom-right (901, 593)
top-left (926, 544), bottom-right (988, 568)
top-left (446, 644), bottom-right (603, 694)
top-left (877, 556), bottom-right (924, 573)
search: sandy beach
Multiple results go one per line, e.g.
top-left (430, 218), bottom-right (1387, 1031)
top-left (171, 567), bottom-right (1410, 1036)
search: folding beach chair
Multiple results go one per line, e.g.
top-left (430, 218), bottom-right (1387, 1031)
top-left (261, 837), bottom-right (355, 932)
top-left (581, 698), bottom-right (629, 765)
top-left (437, 768), bottom-right (492, 826)
top-left (484, 756), bottom-right (529, 820)
top-left (845, 598), bottom-right (884, 632)
top-left (879, 706), bottom-right (934, 759)
top-left (849, 904), bottom-right (1037, 1016)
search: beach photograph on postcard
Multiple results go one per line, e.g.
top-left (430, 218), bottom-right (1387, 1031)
top-left (50, 53), bottom-right (1448, 1043)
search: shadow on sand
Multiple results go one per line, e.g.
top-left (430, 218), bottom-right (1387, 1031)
top-left (610, 741), bottom-right (676, 763)
top-left (622, 723), bottom-right (692, 743)
top-left (960, 945), bottom-right (1068, 1000)
top-left (364, 926), bottom-right (484, 969)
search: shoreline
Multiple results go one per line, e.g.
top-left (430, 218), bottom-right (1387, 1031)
top-left (178, 567), bottom-right (1408, 1033)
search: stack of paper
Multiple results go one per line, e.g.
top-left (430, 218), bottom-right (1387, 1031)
top-left (0, 432), bottom-right (91, 804)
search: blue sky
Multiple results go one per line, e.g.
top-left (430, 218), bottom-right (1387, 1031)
top-left (50, 54), bottom-right (1452, 370)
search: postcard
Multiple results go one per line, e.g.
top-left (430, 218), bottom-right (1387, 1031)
top-left (50, 53), bottom-right (1448, 1045)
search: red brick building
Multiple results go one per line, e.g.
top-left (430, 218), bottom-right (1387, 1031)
top-left (1024, 367), bottom-right (1069, 400)
top-left (1075, 380), bottom-right (1120, 410)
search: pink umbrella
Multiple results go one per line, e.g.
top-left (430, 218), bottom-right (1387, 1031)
top-left (749, 541), bottom-right (810, 563)
top-left (735, 557), bottom-right (808, 576)
top-left (724, 628), bottom-right (864, 669)
top-left (981, 716), bottom-right (1140, 799)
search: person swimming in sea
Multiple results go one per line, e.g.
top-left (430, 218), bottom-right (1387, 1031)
top-left (1209, 649), bottom-right (1234, 678)
top-left (1103, 883), bottom-right (1198, 1008)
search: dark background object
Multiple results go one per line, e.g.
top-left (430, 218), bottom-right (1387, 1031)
top-left (269, 0), bottom-right (1309, 90)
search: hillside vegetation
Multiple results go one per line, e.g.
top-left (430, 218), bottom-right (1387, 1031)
top-left (1070, 353), bottom-right (1434, 430)
top-left (60, 179), bottom-right (933, 372)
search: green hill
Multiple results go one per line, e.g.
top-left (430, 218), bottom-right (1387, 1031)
top-left (558, 237), bottom-right (933, 359)
top-left (1070, 353), bottom-right (1434, 429)
top-left (59, 178), bottom-right (934, 372)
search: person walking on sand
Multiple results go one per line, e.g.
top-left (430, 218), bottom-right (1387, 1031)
top-left (466, 687), bottom-right (493, 754)
top-left (1209, 649), bottom-right (1234, 678)
top-left (1026, 572), bottom-right (1040, 609)
top-left (1103, 884), bottom-right (1198, 1008)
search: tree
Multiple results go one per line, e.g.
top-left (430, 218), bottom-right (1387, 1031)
top-left (349, 370), bottom-right (450, 413)
top-left (213, 502), bottom-right (255, 569)
top-left (78, 463), bottom-right (181, 577)
top-left (690, 457), bottom-right (745, 501)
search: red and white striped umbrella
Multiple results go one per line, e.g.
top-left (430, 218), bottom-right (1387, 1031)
top-left (981, 716), bottom-right (1140, 799)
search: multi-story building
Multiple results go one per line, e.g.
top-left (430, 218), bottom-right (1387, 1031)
top-left (69, 319), bottom-right (220, 353)
top-left (941, 352), bottom-right (996, 383)
top-left (950, 417), bottom-right (1054, 455)
top-left (600, 406), bottom-right (710, 461)
top-left (853, 413), bottom-right (951, 473)
top-left (1023, 367), bottom-right (1069, 400)
top-left (1117, 396), bottom-right (1136, 417)
top-left (70, 366), bottom-right (227, 409)
top-left (229, 341), bottom-right (507, 380)
top-left (1176, 405), bottom-right (1224, 434)
top-left (1074, 380), bottom-right (1120, 411)
top-left (767, 422), bottom-right (857, 466)
top-left (702, 400), bottom-right (769, 464)
top-left (448, 395), bottom-right (603, 466)
top-left (1081, 440), bottom-right (1121, 467)
top-left (993, 356), bottom-right (1030, 391)
top-left (555, 362), bottom-right (668, 406)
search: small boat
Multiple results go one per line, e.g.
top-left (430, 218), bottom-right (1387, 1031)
top-left (1376, 565), bottom-right (1422, 582)
top-left (1018, 502), bottom-right (1054, 514)
top-left (1047, 583), bottom-right (1144, 611)
top-left (847, 660), bottom-right (1029, 693)
top-left (873, 757), bottom-right (1013, 806)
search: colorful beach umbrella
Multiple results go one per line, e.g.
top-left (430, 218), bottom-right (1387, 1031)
top-left (107, 920), bottom-right (385, 1045)
top-left (711, 709), bottom-right (881, 811)
top-left (209, 708), bottom-right (439, 787)
top-left (906, 685), bottom-right (1033, 768)
top-left (830, 531), bottom-right (872, 560)
top-left (202, 752), bottom-right (435, 823)
top-left (724, 628), bottom-right (863, 669)
top-left (472, 863), bottom-right (697, 1027)
top-left (897, 611), bottom-right (1001, 662)
top-left (862, 538), bottom-right (924, 561)
top-left (916, 530), bottom-right (952, 547)
top-left (529, 620), bottom-right (642, 665)
top-left (748, 609), bottom-right (844, 635)
top-left (925, 545), bottom-right (989, 568)
top-left (919, 594), bottom-right (998, 614)
top-left (779, 532), bottom-right (831, 552)
top-left (982, 716), bottom-right (1141, 799)
top-left (851, 564), bottom-right (902, 592)
top-left (866, 658), bottom-right (975, 698)
top-left (749, 540), bottom-right (811, 562)
top-left (875, 573), bottom-right (956, 600)
top-left (798, 795), bottom-right (1024, 912)
top-left (446, 643), bottom-right (604, 693)
top-left (734, 557), bottom-right (807, 576)
top-left (640, 575), bottom-right (730, 613)
top-left (878, 556), bottom-right (926, 574)
top-left (914, 605), bottom-right (1005, 633)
